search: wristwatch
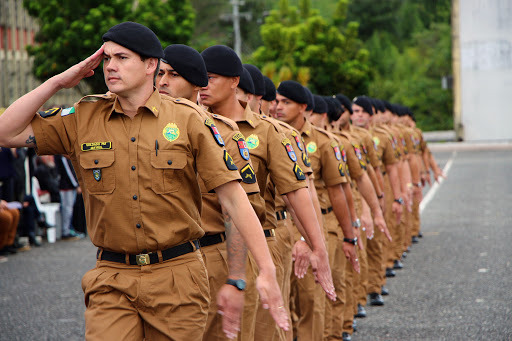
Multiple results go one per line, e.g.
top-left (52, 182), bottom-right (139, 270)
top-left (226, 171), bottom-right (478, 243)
top-left (352, 219), bottom-right (361, 228)
top-left (343, 237), bottom-right (357, 245)
top-left (394, 197), bottom-right (404, 205)
top-left (226, 278), bottom-right (246, 291)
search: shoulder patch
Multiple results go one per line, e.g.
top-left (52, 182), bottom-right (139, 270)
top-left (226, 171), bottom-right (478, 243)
top-left (240, 163), bottom-right (256, 184)
top-left (224, 151), bottom-right (238, 171)
top-left (291, 130), bottom-right (303, 151)
top-left (282, 138), bottom-right (298, 162)
top-left (293, 163), bottom-right (306, 181)
top-left (246, 134), bottom-right (260, 149)
top-left (61, 107), bottom-right (75, 117)
top-left (306, 141), bottom-right (317, 154)
top-left (204, 118), bottom-right (225, 146)
top-left (331, 141), bottom-right (342, 161)
top-left (338, 163), bottom-right (345, 177)
top-left (232, 132), bottom-right (250, 161)
top-left (39, 107), bottom-right (61, 118)
top-left (340, 145), bottom-right (347, 163)
top-left (302, 152), bottom-right (311, 167)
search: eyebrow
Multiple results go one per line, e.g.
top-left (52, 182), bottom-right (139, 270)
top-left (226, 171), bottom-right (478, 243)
top-left (103, 52), bottom-right (130, 58)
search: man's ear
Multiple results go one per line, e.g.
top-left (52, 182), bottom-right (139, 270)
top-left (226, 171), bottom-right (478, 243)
top-left (147, 57), bottom-right (158, 75)
top-left (299, 103), bottom-right (308, 114)
top-left (231, 76), bottom-right (240, 89)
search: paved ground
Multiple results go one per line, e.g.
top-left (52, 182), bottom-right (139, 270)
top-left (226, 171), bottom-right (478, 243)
top-left (1, 148), bottom-right (511, 340)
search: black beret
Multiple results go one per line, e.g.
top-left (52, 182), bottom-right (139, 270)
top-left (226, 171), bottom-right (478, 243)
top-left (262, 76), bottom-right (276, 101)
top-left (201, 45), bottom-right (243, 77)
top-left (238, 68), bottom-right (255, 94)
top-left (325, 97), bottom-right (342, 123)
top-left (382, 100), bottom-right (394, 112)
top-left (102, 22), bottom-right (163, 59)
top-left (243, 64), bottom-right (265, 96)
top-left (161, 45), bottom-right (208, 87)
top-left (312, 95), bottom-right (328, 114)
top-left (277, 80), bottom-right (308, 104)
top-left (353, 96), bottom-right (374, 116)
top-left (335, 94), bottom-right (353, 114)
top-left (304, 87), bottom-right (315, 111)
top-left (372, 98), bottom-right (386, 113)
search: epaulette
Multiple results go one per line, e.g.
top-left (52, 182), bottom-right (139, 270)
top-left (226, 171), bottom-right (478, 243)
top-left (259, 115), bottom-right (286, 134)
top-left (210, 113), bottom-right (238, 131)
top-left (78, 93), bottom-right (114, 103)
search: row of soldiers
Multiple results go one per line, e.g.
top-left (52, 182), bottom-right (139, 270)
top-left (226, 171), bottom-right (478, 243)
top-left (0, 22), bottom-right (444, 341)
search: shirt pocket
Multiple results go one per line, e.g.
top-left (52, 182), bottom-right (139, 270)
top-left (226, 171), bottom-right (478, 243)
top-left (150, 150), bottom-right (187, 194)
top-left (79, 150), bottom-right (116, 194)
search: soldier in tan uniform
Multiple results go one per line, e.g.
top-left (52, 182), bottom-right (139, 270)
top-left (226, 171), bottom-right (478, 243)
top-left (0, 23), bottom-right (289, 341)
top-left (199, 47), bottom-right (335, 340)
top-left (275, 81), bottom-right (359, 341)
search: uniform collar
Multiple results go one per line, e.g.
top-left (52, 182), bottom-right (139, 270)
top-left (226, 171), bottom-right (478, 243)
top-left (107, 88), bottom-right (161, 120)
top-left (299, 118), bottom-right (314, 137)
top-left (237, 100), bottom-right (259, 128)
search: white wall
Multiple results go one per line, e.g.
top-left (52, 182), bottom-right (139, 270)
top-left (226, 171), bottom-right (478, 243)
top-left (459, 0), bottom-right (512, 141)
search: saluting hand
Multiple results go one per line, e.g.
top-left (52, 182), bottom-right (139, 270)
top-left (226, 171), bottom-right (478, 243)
top-left (217, 284), bottom-right (244, 340)
top-left (292, 239), bottom-right (311, 279)
top-left (52, 45), bottom-right (105, 90)
top-left (310, 248), bottom-right (337, 301)
top-left (255, 269), bottom-right (290, 332)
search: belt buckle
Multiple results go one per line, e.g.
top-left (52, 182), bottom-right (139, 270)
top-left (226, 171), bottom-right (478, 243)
top-left (136, 253), bottom-right (150, 266)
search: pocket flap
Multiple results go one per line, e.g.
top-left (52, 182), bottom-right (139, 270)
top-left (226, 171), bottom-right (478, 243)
top-left (80, 150), bottom-right (115, 169)
top-left (150, 150), bottom-right (187, 169)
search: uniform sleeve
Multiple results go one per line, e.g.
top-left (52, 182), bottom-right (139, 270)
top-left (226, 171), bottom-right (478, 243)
top-left (319, 137), bottom-right (347, 187)
top-left (188, 112), bottom-right (242, 192)
top-left (380, 134), bottom-right (398, 166)
top-left (364, 133), bottom-right (381, 168)
top-left (31, 106), bottom-right (77, 156)
top-left (266, 125), bottom-right (307, 195)
top-left (287, 130), bottom-right (313, 175)
top-left (344, 138), bottom-right (365, 180)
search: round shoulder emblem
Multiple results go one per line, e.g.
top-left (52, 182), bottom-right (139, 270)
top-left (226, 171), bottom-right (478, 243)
top-left (246, 134), bottom-right (260, 149)
top-left (306, 141), bottom-right (317, 154)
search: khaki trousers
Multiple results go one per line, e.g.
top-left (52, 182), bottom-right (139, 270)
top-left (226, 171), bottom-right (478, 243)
top-left (0, 208), bottom-right (19, 249)
top-left (366, 227), bottom-right (385, 294)
top-left (82, 250), bottom-right (209, 341)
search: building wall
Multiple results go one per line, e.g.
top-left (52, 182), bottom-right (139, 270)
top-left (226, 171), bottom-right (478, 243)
top-left (459, 0), bottom-right (512, 141)
top-left (0, 0), bottom-right (83, 110)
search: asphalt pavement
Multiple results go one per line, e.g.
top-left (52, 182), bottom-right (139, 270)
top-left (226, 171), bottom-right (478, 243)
top-left (1, 147), bottom-right (511, 340)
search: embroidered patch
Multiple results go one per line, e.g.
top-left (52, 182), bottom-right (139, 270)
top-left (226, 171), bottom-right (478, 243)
top-left (163, 123), bottom-right (180, 142)
top-left (282, 138), bottom-right (297, 162)
top-left (373, 136), bottom-right (380, 151)
top-left (93, 169), bottom-right (101, 181)
top-left (302, 152), bottom-right (311, 167)
top-left (338, 163), bottom-right (345, 177)
top-left (240, 163), bottom-right (256, 184)
top-left (224, 151), bottom-right (238, 171)
top-left (353, 145), bottom-right (363, 160)
top-left (341, 147), bottom-right (347, 163)
top-left (39, 107), bottom-right (61, 118)
top-left (362, 145), bottom-right (368, 155)
top-left (331, 141), bottom-right (341, 161)
top-left (293, 163), bottom-right (306, 180)
top-left (61, 107), bottom-right (75, 116)
top-left (246, 134), bottom-right (259, 149)
top-left (232, 133), bottom-right (250, 161)
top-left (204, 118), bottom-right (225, 146)
top-left (81, 142), bottom-right (112, 152)
top-left (291, 131), bottom-right (303, 151)
top-left (306, 141), bottom-right (317, 154)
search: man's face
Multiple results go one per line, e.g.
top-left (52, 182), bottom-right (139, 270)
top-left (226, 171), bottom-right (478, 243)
top-left (103, 41), bottom-right (155, 96)
top-left (249, 95), bottom-right (262, 113)
top-left (261, 99), bottom-right (276, 116)
top-left (199, 73), bottom-right (238, 107)
top-left (309, 112), bottom-right (326, 128)
top-left (352, 103), bottom-right (370, 127)
top-left (156, 61), bottom-right (198, 100)
top-left (339, 109), bottom-right (350, 126)
top-left (275, 94), bottom-right (303, 124)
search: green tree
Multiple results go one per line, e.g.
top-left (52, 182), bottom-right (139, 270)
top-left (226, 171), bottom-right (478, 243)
top-left (251, 0), bottom-right (370, 95)
top-left (24, 0), bottom-right (195, 94)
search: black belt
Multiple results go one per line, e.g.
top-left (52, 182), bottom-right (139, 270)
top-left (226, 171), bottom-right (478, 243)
top-left (321, 207), bottom-right (333, 215)
top-left (199, 232), bottom-right (226, 247)
top-left (276, 210), bottom-right (287, 221)
top-left (264, 229), bottom-right (276, 237)
top-left (97, 240), bottom-right (200, 266)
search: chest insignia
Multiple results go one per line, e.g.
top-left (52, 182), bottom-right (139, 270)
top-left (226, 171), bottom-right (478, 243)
top-left (341, 148), bottom-right (347, 163)
top-left (163, 123), bottom-right (180, 142)
top-left (246, 134), bottom-right (260, 149)
top-left (240, 163), bottom-right (256, 184)
top-left (81, 142), bottom-right (112, 152)
top-left (224, 151), bottom-right (238, 171)
top-left (282, 138), bottom-right (297, 162)
top-left (293, 163), bottom-right (306, 181)
top-left (291, 131), bottom-right (303, 151)
top-left (306, 141), bottom-right (317, 154)
top-left (232, 133), bottom-right (250, 161)
top-left (373, 136), bottom-right (380, 150)
top-left (204, 118), bottom-right (225, 146)
top-left (353, 144), bottom-right (363, 160)
top-left (331, 141), bottom-right (341, 161)
top-left (93, 169), bottom-right (101, 181)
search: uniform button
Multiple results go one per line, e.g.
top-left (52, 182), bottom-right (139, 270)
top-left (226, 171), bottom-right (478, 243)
top-left (133, 195), bottom-right (137, 200)
top-left (167, 160), bottom-right (172, 165)
top-left (94, 159), bottom-right (99, 164)
top-left (142, 249), bottom-right (148, 253)
top-left (131, 165), bottom-right (136, 171)
top-left (131, 137), bottom-right (136, 142)
top-left (136, 223), bottom-right (141, 229)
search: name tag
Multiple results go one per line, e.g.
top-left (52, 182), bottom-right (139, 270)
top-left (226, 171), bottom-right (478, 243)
top-left (81, 142), bottom-right (112, 151)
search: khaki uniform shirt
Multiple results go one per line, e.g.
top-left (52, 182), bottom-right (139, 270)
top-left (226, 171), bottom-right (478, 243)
top-left (371, 126), bottom-right (399, 169)
top-left (198, 112), bottom-right (261, 235)
top-left (352, 125), bottom-right (382, 169)
top-left (32, 90), bottom-right (241, 254)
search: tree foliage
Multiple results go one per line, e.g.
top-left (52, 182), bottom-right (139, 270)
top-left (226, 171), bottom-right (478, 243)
top-left (250, 0), bottom-right (370, 95)
top-left (24, 0), bottom-right (195, 94)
